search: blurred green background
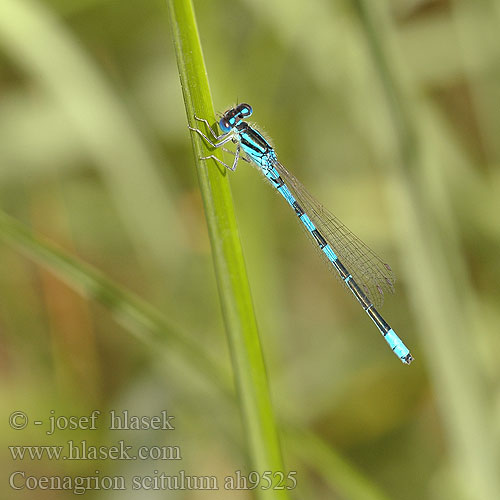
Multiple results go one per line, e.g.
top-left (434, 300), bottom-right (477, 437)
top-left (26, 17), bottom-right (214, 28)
top-left (1, 0), bottom-right (499, 499)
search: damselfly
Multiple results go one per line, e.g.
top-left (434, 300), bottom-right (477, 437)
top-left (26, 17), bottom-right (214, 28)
top-left (189, 104), bottom-right (413, 364)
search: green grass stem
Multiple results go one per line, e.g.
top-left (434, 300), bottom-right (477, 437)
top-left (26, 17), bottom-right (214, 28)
top-left (165, 1), bottom-right (288, 497)
top-left (353, 2), bottom-right (500, 499)
top-left (0, 210), bottom-right (230, 395)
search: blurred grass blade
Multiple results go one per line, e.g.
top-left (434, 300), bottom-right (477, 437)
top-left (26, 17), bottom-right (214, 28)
top-left (285, 426), bottom-right (391, 500)
top-left (352, 2), bottom-right (500, 499)
top-left (165, 1), bottom-right (287, 496)
top-left (451, 0), bottom-right (500, 164)
top-left (0, 210), bottom-right (230, 395)
top-left (0, 210), bottom-right (391, 500)
top-left (0, 0), bottom-right (185, 271)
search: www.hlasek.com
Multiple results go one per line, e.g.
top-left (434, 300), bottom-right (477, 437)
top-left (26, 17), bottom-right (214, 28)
top-left (9, 440), bottom-right (181, 461)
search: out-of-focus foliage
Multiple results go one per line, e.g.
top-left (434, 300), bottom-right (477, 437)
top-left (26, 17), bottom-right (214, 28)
top-left (0, 0), bottom-right (499, 499)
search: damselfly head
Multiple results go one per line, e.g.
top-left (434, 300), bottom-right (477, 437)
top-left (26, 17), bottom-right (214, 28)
top-left (219, 103), bottom-right (253, 132)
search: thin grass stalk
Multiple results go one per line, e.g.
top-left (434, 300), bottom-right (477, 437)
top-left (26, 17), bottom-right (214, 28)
top-left (165, 1), bottom-right (288, 497)
top-left (352, 1), bottom-right (500, 499)
top-left (0, 0), bottom-right (184, 273)
top-left (0, 210), bottom-right (230, 393)
top-left (285, 426), bottom-right (391, 500)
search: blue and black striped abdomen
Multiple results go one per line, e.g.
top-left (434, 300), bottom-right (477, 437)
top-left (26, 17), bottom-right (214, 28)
top-left (261, 163), bottom-right (412, 364)
top-left (270, 161), bottom-right (396, 309)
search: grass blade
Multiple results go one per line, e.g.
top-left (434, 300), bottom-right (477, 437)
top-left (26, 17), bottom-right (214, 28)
top-left (0, 210), bottom-right (229, 394)
top-left (285, 426), bottom-right (391, 500)
top-left (0, 0), bottom-right (185, 271)
top-left (165, 1), bottom-right (288, 496)
top-left (352, 2), bottom-right (500, 499)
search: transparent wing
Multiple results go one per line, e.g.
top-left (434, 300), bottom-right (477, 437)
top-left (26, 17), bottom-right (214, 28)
top-left (271, 160), bottom-right (396, 308)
